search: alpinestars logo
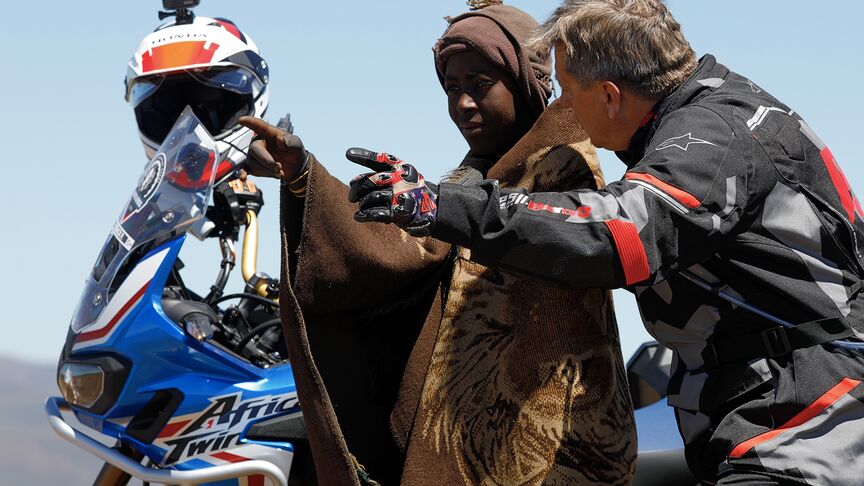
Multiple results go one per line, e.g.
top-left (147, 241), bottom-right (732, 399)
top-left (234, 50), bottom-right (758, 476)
top-left (655, 133), bottom-right (716, 152)
top-left (158, 392), bottom-right (300, 465)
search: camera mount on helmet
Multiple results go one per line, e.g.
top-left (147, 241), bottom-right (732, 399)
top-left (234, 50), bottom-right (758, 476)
top-left (158, 0), bottom-right (200, 24)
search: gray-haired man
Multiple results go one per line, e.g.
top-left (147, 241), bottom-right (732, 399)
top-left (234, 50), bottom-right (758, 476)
top-left (348, 0), bottom-right (864, 483)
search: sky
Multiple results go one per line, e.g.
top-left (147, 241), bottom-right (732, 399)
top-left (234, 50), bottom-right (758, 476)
top-left (1, 0), bottom-right (862, 365)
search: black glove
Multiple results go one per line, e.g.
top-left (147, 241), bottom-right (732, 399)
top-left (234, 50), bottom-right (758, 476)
top-left (346, 148), bottom-right (438, 237)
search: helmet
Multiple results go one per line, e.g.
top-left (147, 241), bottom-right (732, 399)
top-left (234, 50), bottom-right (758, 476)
top-left (125, 15), bottom-right (269, 177)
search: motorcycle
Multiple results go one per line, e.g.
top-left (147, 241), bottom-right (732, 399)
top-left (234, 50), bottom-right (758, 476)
top-left (47, 108), bottom-right (311, 486)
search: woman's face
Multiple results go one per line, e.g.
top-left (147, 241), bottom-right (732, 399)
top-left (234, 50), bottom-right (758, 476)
top-left (444, 51), bottom-right (532, 157)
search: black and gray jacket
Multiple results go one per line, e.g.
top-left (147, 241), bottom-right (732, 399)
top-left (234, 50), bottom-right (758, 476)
top-left (432, 55), bottom-right (864, 478)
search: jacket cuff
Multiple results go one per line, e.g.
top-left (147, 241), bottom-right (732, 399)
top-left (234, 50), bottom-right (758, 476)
top-left (432, 181), bottom-right (496, 248)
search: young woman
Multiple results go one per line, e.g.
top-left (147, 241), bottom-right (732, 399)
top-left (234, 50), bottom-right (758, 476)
top-left (241, 3), bottom-right (635, 484)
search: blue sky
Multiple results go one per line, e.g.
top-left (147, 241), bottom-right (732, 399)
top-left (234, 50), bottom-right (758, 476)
top-left (2, 0), bottom-right (862, 364)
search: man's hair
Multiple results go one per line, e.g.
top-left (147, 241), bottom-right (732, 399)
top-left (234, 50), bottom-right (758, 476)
top-left (529, 0), bottom-right (696, 99)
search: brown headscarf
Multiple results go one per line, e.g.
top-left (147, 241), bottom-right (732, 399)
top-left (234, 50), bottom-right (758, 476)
top-left (434, 2), bottom-right (553, 117)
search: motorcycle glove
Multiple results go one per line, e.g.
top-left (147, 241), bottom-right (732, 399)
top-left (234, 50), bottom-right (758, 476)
top-left (346, 148), bottom-right (438, 237)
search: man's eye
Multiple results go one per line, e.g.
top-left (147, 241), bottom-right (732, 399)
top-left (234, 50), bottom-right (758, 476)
top-left (476, 80), bottom-right (494, 89)
top-left (445, 85), bottom-right (460, 93)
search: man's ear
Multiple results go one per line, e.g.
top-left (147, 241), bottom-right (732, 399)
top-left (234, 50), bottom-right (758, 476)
top-left (599, 80), bottom-right (622, 120)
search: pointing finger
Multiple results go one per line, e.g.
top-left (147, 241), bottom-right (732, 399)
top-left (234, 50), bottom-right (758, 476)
top-left (345, 147), bottom-right (402, 172)
top-left (239, 116), bottom-right (282, 140)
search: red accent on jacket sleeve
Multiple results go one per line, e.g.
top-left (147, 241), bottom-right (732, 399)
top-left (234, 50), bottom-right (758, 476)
top-left (625, 172), bottom-right (701, 209)
top-left (728, 377), bottom-right (861, 459)
top-left (604, 220), bottom-right (650, 285)
top-left (820, 147), bottom-right (861, 223)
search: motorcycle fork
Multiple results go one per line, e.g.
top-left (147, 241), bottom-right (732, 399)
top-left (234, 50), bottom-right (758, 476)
top-left (93, 442), bottom-right (144, 486)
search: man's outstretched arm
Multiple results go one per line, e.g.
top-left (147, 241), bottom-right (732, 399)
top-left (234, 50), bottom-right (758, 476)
top-left (351, 106), bottom-right (750, 289)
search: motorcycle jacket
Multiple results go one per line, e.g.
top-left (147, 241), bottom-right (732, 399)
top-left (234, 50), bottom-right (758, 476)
top-left (431, 55), bottom-right (864, 480)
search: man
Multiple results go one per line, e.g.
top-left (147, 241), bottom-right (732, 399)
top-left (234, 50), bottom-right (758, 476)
top-left (240, 2), bottom-right (636, 484)
top-left (347, 0), bottom-right (864, 483)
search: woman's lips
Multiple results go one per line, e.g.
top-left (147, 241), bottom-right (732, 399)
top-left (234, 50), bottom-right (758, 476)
top-left (459, 123), bottom-right (484, 136)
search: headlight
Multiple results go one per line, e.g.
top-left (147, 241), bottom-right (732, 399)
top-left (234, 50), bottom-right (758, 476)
top-left (56, 355), bottom-right (130, 413)
top-left (58, 363), bottom-right (105, 409)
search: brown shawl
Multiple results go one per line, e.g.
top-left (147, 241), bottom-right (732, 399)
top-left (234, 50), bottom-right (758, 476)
top-left (279, 102), bottom-right (636, 485)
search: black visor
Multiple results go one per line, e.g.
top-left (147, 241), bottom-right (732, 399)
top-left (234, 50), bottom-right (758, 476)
top-left (134, 74), bottom-right (254, 144)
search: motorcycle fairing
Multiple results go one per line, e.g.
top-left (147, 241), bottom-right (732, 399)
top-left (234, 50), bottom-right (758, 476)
top-left (56, 109), bottom-right (301, 484)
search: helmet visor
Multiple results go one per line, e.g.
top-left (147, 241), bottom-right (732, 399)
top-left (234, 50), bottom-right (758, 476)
top-left (187, 67), bottom-right (262, 96)
top-left (131, 67), bottom-right (261, 144)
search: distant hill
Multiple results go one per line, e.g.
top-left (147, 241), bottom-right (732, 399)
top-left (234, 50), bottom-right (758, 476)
top-left (0, 356), bottom-right (103, 485)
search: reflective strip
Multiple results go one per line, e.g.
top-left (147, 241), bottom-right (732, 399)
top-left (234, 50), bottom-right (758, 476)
top-left (626, 179), bottom-right (688, 215)
top-left (605, 220), bottom-right (650, 285)
top-left (624, 172), bottom-right (701, 209)
top-left (746, 106), bottom-right (787, 131)
top-left (728, 377), bottom-right (862, 458)
top-left (697, 77), bottom-right (726, 88)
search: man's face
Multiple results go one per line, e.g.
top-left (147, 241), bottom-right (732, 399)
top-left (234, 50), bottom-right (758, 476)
top-left (554, 45), bottom-right (611, 149)
top-left (445, 51), bottom-right (530, 157)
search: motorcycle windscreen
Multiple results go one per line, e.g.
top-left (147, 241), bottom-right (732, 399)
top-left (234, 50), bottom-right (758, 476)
top-left (70, 107), bottom-right (219, 333)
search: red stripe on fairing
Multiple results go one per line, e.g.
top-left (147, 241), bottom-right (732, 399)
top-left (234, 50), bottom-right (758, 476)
top-left (248, 475), bottom-right (265, 486)
top-left (625, 172), bottom-right (701, 209)
top-left (820, 147), bottom-right (862, 222)
top-left (157, 419), bottom-right (190, 439)
top-left (76, 280), bottom-right (152, 343)
top-left (211, 452), bottom-right (265, 485)
top-left (212, 451), bottom-right (249, 463)
top-left (604, 220), bottom-right (650, 285)
top-left (728, 377), bottom-right (861, 459)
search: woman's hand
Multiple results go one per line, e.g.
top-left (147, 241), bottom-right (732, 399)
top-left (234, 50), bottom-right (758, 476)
top-left (238, 116), bottom-right (307, 181)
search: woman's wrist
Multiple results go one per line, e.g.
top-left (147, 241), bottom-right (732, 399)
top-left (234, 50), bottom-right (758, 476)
top-left (282, 151), bottom-right (311, 198)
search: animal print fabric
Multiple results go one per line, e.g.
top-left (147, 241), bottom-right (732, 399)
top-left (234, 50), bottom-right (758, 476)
top-left (400, 103), bottom-right (636, 485)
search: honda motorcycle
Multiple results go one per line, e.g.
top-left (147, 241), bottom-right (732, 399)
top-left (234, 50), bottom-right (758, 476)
top-left (47, 108), bottom-right (311, 486)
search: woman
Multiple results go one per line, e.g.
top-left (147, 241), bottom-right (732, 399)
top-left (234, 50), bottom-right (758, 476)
top-left (240, 2), bottom-right (635, 484)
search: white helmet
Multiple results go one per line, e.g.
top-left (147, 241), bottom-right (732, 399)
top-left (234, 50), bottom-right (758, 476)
top-left (125, 14), bottom-right (269, 178)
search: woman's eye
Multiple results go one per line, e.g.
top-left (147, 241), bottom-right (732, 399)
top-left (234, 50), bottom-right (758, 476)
top-left (445, 84), bottom-right (460, 93)
top-left (476, 80), bottom-right (494, 89)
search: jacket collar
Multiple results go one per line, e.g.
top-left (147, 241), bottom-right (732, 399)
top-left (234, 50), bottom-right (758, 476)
top-left (615, 54), bottom-right (729, 168)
